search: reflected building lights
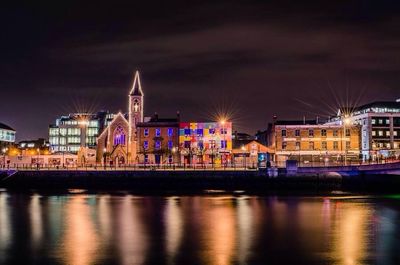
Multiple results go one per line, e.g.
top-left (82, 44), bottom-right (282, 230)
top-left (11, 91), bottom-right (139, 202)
top-left (118, 195), bottom-right (148, 265)
top-left (59, 195), bottom-right (100, 265)
top-left (165, 198), bottom-right (183, 265)
top-left (0, 193), bottom-right (11, 263)
top-left (30, 194), bottom-right (43, 248)
top-left (237, 198), bottom-right (253, 265)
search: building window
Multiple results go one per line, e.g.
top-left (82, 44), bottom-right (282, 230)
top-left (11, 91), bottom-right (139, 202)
top-left (198, 141), bottom-right (204, 150)
top-left (295, 142), bottom-right (300, 150)
top-left (371, 119), bottom-right (376, 125)
top-left (113, 126), bottom-right (126, 146)
top-left (221, 140), bottom-right (227, 149)
top-left (144, 154), bottom-right (149, 163)
top-left (184, 141), bottom-right (191, 148)
top-left (295, 130), bottom-right (300, 137)
top-left (333, 130), bottom-right (338, 137)
top-left (386, 119), bottom-right (390, 125)
top-left (197, 129), bottom-right (204, 136)
top-left (282, 142), bottom-right (287, 150)
top-left (378, 119), bottom-right (383, 125)
top-left (346, 142), bottom-right (351, 150)
top-left (168, 140), bottom-right (173, 149)
top-left (394, 131), bottom-right (398, 137)
top-left (184, 129), bottom-right (191, 135)
top-left (372, 130), bottom-right (376, 136)
top-left (378, 131), bottom-right (383, 136)
top-left (144, 128), bottom-right (149, 137)
top-left (167, 128), bottom-right (174, 137)
top-left (220, 128), bottom-right (227, 135)
top-left (155, 141), bottom-right (161, 149)
top-left (386, 143), bottom-right (391, 148)
top-left (155, 128), bottom-right (161, 137)
top-left (309, 142), bottom-right (314, 150)
top-left (168, 155), bottom-right (173, 164)
top-left (394, 143), bottom-right (398, 148)
top-left (209, 140), bottom-right (216, 149)
top-left (281, 130), bottom-right (287, 137)
top-left (209, 128), bottom-right (215, 135)
top-left (309, 130), bottom-right (314, 137)
top-left (345, 128), bottom-right (350, 137)
top-left (143, 140), bottom-right (149, 150)
top-left (321, 129), bottom-right (327, 137)
top-left (333, 141), bottom-right (338, 150)
top-left (322, 141), bottom-right (327, 150)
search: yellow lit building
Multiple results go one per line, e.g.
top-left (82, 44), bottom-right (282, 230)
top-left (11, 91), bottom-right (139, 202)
top-left (272, 122), bottom-right (361, 165)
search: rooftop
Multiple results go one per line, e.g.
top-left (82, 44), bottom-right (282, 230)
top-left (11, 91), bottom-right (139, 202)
top-left (0, 122), bottom-right (15, 131)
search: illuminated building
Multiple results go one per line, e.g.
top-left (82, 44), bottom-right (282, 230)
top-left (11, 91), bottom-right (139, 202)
top-left (0, 122), bottom-right (16, 148)
top-left (96, 71), bottom-right (144, 165)
top-left (18, 138), bottom-right (50, 154)
top-left (271, 120), bottom-right (361, 165)
top-left (49, 111), bottom-right (114, 154)
top-left (136, 113), bottom-right (180, 164)
top-left (329, 100), bottom-right (400, 160)
top-left (179, 121), bottom-right (232, 165)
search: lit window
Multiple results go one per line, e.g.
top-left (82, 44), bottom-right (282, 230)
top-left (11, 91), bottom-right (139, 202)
top-left (345, 128), bottom-right (350, 137)
top-left (155, 141), bottom-right (161, 149)
top-left (394, 131), bottom-right (398, 136)
top-left (386, 119), bottom-right (390, 125)
top-left (144, 128), bottom-right (149, 137)
top-left (322, 141), bottom-right (327, 149)
top-left (371, 119), bottom-right (376, 125)
top-left (155, 128), bottom-right (161, 137)
top-left (209, 128), bottom-right (215, 135)
top-left (333, 141), bottom-right (338, 150)
top-left (346, 142), bottom-right (351, 149)
top-left (386, 131), bottom-right (391, 137)
top-left (309, 142), bottom-right (314, 150)
top-left (113, 126), bottom-right (126, 146)
top-left (333, 130), bottom-right (338, 137)
top-left (221, 140), bottom-right (227, 149)
top-left (295, 142), bottom-right (300, 150)
top-left (184, 129), bottom-right (191, 135)
top-left (372, 131), bottom-right (376, 136)
top-left (143, 140), bottom-right (149, 150)
top-left (309, 130), bottom-right (314, 137)
top-left (282, 142), bottom-right (287, 150)
top-left (378, 131), bottom-right (383, 136)
top-left (386, 143), bottom-right (391, 148)
top-left (197, 129), bottom-right (204, 136)
top-left (167, 128), bottom-right (174, 137)
top-left (168, 140), bottom-right (173, 149)
top-left (198, 141), bottom-right (204, 149)
top-left (378, 119), bottom-right (383, 124)
top-left (321, 129), bottom-right (327, 137)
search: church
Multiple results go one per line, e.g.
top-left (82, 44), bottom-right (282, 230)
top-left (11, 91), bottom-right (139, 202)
top-left (96, 71), bottom-right (144, 165)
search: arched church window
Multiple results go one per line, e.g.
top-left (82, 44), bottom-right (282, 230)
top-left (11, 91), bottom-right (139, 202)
top-left (113, 126), bottom-right (126, 146)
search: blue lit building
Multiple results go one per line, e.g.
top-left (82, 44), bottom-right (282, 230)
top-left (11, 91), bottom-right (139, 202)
top-left (0, 122), bottom-right (16, 149)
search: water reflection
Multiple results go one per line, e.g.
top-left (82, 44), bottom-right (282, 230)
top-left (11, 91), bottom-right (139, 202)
top-left (164, 197), bottom-right (183, 264)
top-left (0, 192), bottom-right (11, 264)
top-left (0, 193), bottom-right (399, 265)
top-left (58, 195), bottom-right (100, 265)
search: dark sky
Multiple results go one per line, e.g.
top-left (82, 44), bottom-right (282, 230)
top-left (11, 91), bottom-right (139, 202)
top-left (1, 0), bottom-right (400, 140)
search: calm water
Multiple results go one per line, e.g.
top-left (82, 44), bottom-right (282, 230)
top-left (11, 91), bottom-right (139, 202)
top-left (0, 191), bottom-right (400, 265)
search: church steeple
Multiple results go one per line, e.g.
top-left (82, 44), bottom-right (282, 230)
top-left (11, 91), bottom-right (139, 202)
top-left (129, 70), bottom-right (144, 96)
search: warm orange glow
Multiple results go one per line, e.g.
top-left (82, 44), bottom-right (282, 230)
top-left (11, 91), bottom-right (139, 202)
top-left (58, 195), bottom-right (100, 265)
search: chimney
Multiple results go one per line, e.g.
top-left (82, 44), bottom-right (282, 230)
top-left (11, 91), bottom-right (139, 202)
top-left (303, 116), bottom-right (306, 125)
top-left (316, 116), bottom-right (319, 124)
top-left (272, 115), bottom-right (277, 125)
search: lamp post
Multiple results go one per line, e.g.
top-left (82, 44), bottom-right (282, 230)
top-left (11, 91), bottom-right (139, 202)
top-left (220, 119), bottom-right (227, 167)
top-left (36, 148), bottom-right (40, 169)
top-left (1, 147), bottom-right (8, 169)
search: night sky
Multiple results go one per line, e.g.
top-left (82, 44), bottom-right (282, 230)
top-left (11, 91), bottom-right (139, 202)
top-left (1, 0), bottom-right (400, 140)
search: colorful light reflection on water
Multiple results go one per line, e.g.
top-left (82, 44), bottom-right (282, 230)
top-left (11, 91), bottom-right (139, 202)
top-left (0, 192), bottom-right (399, 265)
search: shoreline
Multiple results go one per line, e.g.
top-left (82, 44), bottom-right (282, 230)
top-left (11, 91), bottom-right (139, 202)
top-left (2, 169), bottom-right (400, 192)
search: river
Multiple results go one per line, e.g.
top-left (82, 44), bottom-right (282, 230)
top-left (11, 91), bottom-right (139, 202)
top-left (0, 190), bottom-right (399, 265)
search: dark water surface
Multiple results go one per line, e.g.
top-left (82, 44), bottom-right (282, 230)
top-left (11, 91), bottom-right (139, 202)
top-left (1, 190), bottom-right (400, 265)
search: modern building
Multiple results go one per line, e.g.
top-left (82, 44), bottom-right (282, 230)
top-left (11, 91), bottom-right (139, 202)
top-left (328, 100), bottom-right (400, 161)
top-left (136, 113), bottom-right (180, 164)
top-left (179, 121), bottom-right (232, 165)
top-left (270, 120), bottom-right (361, 166)
top-left (49, 111), bottom-right (114, 154)
top-left (0, 122), bottom-right (16, 148)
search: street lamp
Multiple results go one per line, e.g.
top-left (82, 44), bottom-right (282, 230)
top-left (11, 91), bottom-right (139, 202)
top-left (36, 148), bottom-right (40, 169)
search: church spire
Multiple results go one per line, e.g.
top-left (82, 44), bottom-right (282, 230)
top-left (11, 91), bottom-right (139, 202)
top-left (129, 70), bottom-right (144, 96)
